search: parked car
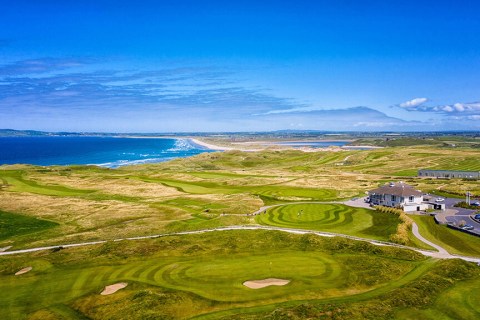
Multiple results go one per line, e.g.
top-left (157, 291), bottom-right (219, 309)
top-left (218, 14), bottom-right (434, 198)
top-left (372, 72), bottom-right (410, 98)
top-left (462, 225), bottom-right (474, 231)
top-left (474, 214), bottom-right (480, 220)
top-left (435, 198), bottom-right (445, 202)
top-left (472, 201), bottom-right (480, 206)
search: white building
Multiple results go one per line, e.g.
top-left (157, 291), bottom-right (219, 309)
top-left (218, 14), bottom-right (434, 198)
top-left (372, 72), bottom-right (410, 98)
top-left (368, 182), bottom-right (430, 212)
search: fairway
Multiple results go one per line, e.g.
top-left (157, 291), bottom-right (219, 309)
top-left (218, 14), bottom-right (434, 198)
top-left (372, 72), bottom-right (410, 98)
top-left (0, 210), bottom-right (58, 241)
top-left (0, 170), bottom-right (95, 197)
top-left (255, 203), bottom-right (400, 241)
top-left (155, 178), bottom-right (340, 201)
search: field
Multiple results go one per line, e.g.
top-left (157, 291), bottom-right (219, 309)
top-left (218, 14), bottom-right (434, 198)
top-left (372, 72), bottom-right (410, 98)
top-left (1, 144), bottom-right (480, 319)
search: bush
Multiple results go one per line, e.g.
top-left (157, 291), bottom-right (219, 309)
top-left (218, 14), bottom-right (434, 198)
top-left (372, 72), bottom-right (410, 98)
top-left (374, 206), bottom-right (413, 245)
top-left (454, 201), bottom-right (479, 210)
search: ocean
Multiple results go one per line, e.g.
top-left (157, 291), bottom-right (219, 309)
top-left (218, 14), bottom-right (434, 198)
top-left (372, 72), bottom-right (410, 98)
top-left (0, 136), bottom-right (211, 168)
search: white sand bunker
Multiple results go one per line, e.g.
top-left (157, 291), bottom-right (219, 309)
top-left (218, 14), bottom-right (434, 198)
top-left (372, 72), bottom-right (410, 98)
top-left (0, 246), bottom-right (12, 252)
top-left (15, 267), bottom-right (32, 276)
top-left (243, 278), bottom-right (290, 289)
top-left (100, 282), bottom-right (128, 295)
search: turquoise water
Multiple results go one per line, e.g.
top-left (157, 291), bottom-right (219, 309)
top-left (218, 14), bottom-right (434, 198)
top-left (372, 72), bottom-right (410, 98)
top-left (0, 136), bottom-right (211, 168)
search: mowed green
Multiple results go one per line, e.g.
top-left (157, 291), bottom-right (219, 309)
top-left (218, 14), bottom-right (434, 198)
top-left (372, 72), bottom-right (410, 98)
top-left (0, 170), bottom-right (94, 197)
top-left (411, 215), bottom-right (480, 257)
top-left (255, 203), bottom-right (399, 241)
top-left (150, 177), bottom-right (339, 200)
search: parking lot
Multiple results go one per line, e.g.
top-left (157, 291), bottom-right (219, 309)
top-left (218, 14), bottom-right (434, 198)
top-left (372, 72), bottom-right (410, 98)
top-left (437, 197), bottom-right (480, 235)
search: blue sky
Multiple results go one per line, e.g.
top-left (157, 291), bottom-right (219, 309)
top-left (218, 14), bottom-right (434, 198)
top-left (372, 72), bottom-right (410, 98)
top-left (1, 0), bottom-right (479, 132)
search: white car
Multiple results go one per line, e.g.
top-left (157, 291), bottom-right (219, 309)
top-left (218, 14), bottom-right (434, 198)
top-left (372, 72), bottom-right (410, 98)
top-left (435, 198), bottom-right (445, 202)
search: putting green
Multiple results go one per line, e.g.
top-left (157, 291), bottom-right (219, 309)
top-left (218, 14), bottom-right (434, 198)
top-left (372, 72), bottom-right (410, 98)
top-left (255, 203), bottom-right (399, 241)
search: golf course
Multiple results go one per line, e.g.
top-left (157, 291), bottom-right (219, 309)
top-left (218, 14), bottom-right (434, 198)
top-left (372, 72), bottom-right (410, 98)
top-left (1, 144), bottom-right (480, 319)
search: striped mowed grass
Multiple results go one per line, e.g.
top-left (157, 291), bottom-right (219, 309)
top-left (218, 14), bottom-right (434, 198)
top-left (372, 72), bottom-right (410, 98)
top-left (0, 243), bottom-right (420, 319)
top-left (255, 203), bottom-right (400, 241)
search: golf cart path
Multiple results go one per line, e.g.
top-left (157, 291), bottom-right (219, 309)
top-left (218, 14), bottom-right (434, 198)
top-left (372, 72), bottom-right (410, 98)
top-left (411, 222), bottom-right (449, 255)
top-left (2, 202), bottom-right (479, 264)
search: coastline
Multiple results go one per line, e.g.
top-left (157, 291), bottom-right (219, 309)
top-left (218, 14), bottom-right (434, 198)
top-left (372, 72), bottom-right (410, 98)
top-left (188, 138), bottom-right (234, 151)
top-left (188, 138), bottom-right (382, 152)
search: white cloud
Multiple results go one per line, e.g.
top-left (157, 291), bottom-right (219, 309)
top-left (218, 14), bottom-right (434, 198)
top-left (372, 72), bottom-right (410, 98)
top-left (399, 97), bottom-right (428, 108)
top-left (397, 99), bottom-right (480, 119)
top-left (431, 102), bottom-right (480, 113)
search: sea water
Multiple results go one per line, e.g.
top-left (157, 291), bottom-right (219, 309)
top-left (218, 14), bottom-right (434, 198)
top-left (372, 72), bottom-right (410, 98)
top-left (0, 136), bottom-right (211, 168)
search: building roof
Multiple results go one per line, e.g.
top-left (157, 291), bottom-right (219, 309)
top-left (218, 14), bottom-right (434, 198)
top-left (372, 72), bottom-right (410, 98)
top-left (419, 169), bottom-right (480, 173)
top-left (368, 182), bottom-right (423, 197)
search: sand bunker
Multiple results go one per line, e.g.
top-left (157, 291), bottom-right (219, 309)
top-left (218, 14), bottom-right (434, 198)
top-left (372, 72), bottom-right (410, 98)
top-left (100, 282), bottom-right (128, 295)
top-left (243, 278), bottom-right (290, 289)
top-left (15, 267), bottom-right (32, 276)
top-left (0, 246), bottom-right (12, 252)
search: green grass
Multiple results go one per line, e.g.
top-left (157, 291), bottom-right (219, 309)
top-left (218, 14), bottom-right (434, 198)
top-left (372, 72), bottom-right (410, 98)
top-left (392, 169), bottom-right (418, 177)
top-left (411, 215), bottom-right (480, 257)
top-left (395, 277), bottom-right (480, 320)
top-left (0, 170), bottom-right (95, 197)
top-left (0, 210), bottom-right (58, 241)
top-left (0, 230), bottom-right (428, 319)
top-left (255, 203), bottom-right (400, 241)
top-left (1, 226), bottom-right (478, 320)
top-left (141, 177), bottom-right (340, 201)
top-left (427, 157), bottom-right (480, 171)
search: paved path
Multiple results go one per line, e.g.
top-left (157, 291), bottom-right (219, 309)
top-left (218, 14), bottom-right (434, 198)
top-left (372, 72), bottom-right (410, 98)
top-left (2, 201), bottom-right (480, 264)
top-left (2, 224), bottom-right (480, 263)
top-left (411, 222), bottom-right (449, 255)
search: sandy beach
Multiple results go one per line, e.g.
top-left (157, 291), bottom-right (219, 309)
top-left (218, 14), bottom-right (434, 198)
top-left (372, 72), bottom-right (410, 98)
top-left (189, 138), bottom-right (380, 152)
top-left (189, 138), bottom-right (234, 151)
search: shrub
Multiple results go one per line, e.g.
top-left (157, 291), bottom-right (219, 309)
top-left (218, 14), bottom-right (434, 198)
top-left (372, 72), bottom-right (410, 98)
top-left (374, 206), bottom-right (413, 245)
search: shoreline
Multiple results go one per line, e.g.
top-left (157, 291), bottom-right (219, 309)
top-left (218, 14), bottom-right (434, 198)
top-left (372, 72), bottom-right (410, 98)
top-left (188, 138), bottom-right (234, 151)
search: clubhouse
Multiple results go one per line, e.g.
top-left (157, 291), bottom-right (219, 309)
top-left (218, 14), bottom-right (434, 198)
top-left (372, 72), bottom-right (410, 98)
top-left (368, 182), bottom-right (445, 212)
